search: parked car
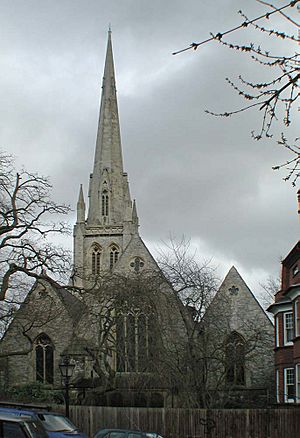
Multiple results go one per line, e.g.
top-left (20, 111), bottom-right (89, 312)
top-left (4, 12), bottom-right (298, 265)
top-left (146, 434), bottom-right (165, 438)
top-left (0, 412), bottom-right (48, 437)
top-left (93, 429), bottom-right (147, 438)
top-left (0, 405), bottom-right (88, 438)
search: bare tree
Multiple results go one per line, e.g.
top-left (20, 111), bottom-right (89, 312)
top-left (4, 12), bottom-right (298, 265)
top-left (157, 238), bottom-right (273, 408)
top-left (0, 283), bottom-right (62, 359)
top-left (259, 275), bottom-right (280, 308)
top-left (173, 0), bottom-right (300, 184)
top-left (156, 238), bottom-right (220, 407)
top-left (0, 152), bottom-right (71, 302)
top-left (70, 271), bottom-right (169, 405)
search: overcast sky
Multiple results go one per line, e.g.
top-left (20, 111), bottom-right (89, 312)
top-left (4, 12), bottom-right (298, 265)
top-left (0, 0), bottom-right (298, 301)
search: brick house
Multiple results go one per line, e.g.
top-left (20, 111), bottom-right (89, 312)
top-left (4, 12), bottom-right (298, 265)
top-left (268, 241), bottom-right (300, 403)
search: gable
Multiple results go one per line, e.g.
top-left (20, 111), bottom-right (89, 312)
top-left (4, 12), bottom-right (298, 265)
top-left (206, 266), bottom-right (273, 334)
top-left (0, 281), bottom-right (82, 356)
top-left (114, 235), bottom-right (160, 275)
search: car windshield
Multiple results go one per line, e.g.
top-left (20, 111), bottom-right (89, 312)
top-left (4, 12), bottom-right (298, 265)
top-left (24, 420), bottom-right (49, 437)
top-left (37, 413), bottom-right (77, 432)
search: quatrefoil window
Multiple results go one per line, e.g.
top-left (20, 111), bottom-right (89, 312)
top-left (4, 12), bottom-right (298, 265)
top-left (130, 257), bottom-right (145, 273)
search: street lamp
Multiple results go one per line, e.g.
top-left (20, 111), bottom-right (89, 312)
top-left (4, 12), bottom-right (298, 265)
top-left (59, 355), bottom-right (75, 417)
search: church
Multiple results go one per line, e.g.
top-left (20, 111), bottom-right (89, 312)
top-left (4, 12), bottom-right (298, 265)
top-left (0, 31), bottom-right (274, 408)
top-left (0, 30), bottom-right (186, 408)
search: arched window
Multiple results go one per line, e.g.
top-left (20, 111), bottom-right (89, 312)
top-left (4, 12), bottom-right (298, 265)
top-left (109, 245), bottom-right (119, 270)
top-left (91, 245), bottom-right (101, 274)
top-left (225, 332), bottom-right (245, 386)
top-left (102, 190), bottom-right (109, 216)
top-left (35, 334), bottom-right (54, 384)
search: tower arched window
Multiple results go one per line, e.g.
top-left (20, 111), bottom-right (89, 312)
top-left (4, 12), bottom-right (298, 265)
top-left (35, 334), bottom-right (54, 384)
top-left (91, 245), bottom-right (101, 275)
top-left (102, 190), bottom-right (109, 216)
top-left (225, 331), bottom-right (245, 386)
top-left (109, 245), bottom-right (119, 270)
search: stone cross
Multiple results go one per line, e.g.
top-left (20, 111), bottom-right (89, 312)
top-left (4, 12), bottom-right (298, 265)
top-left (228, 285), bottom-right (239, 295)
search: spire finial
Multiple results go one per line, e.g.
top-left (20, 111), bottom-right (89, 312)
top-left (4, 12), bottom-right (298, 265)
top-left (108, 23), bottom-right (112, 33)
top-left (77, 184), bottom-right (85, 223)
top-left (132, 199), bottom-right (139, 229)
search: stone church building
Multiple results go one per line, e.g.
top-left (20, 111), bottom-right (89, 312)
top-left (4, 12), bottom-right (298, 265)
top-left (0, 32), bottom-right (274, 408)
top-left (0, 31), bottom-right (185, 407)
top-left (202, 266), bottom-right (274, 407)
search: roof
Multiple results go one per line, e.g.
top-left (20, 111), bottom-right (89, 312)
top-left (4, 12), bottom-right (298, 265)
top-left (205, 266), bottom-right (273, 328)
top-left (56, 287), bottom-right (86, 323)
top-left (282, 240), bottom-right (300, 267)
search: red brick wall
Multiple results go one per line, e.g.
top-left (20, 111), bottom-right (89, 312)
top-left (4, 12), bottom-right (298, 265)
top-left (275, 347), bottom-right (294, 367)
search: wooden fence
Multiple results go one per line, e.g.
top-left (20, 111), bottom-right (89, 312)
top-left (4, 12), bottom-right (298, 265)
top-left (67, 406), bottom-right (300, 438)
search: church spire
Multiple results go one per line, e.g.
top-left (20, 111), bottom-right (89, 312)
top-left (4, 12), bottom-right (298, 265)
top-left (72, 32), bottom-right (150, 286)
top-left (88, 30), bottom-right (129, 225)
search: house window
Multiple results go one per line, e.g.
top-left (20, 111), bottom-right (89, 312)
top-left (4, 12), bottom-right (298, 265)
top-left (35, 334), bottom-right (54, 384)
top-left (284, 367), bottom-right (295, 403)
top-left (275, 315), bottom-right (280, 347)
top-left (295, 300), bottom-right (300, 338)
top-left (91, 245), bottom-right (101, 275)
top-left (293, 265), bottom-right (299, 276)
top-left (225, 332), bottom-right (245, 386)
top-left (116, 312), bottom-right (154, 373)
top-left (296, 364), bottom-right (300, 403)
top-left (110, 246), bottom-right (119, 270)
top-left (284, 312), bottom-right (294, 345)
top-left (102, 190), bottom-right (109, 216)
top-left (276, 369), bottom-right (280, 403)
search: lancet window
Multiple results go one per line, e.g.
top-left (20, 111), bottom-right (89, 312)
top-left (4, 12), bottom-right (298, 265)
top-left (116, 311), bottom-right (155, 373)
top-left (109, 245), bottom-right (119, 270)
top-left (102, 190), bottom-right (109, 216)
top-left (91, 245), bottom-right (102, 275)
top-left (225, 331), bottom-right (245, 386)
top-left (35, 334), bottom-right (54, 384)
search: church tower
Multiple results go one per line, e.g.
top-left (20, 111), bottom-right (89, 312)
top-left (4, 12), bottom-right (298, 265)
top-left (73, 31), bottom-right (143, 287)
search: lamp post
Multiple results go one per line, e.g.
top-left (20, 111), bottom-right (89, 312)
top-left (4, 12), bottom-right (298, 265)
top-left (59, 356), bottom-right (75, 417)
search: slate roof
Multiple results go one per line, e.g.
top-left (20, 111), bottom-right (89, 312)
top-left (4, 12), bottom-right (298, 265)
top-left (56, 287), bottom-right (86, 323)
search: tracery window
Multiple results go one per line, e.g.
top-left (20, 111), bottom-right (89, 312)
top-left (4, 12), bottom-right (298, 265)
top-left (130, 257), bottom-right (145, 273)
top-left (116, 311), bottom-right (155, 373)
top-left (225, 332), bottom-right (245, 386)
top-left (110, 245), bottom-right (119, 270)
top-left (35, 334), bottom-right (54, 384)
top-left (102, 190), bottom-right (109, 216)
top-left (92, 245), bottom-right (102, 275)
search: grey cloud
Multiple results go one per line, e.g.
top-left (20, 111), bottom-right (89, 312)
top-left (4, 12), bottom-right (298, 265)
top-left (0, 0), bottom-right (298, 293)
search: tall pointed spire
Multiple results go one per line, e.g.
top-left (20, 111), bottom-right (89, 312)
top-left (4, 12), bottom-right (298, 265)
top-left (76, 184), bottom-right (85, 223)
top-left (72, 32), bottom-right (151, 285)
top-left (132, 199), bottom-right (139, 232)
top-left (88, 30), bottom-right (129, 225)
